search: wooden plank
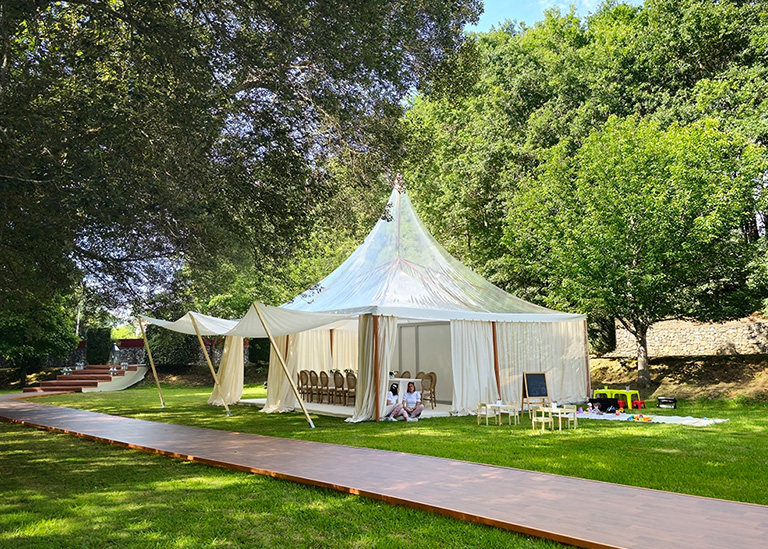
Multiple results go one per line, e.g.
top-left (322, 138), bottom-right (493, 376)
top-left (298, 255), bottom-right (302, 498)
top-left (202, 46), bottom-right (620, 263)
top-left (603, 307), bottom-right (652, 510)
top-left (1, 393), bottom-right (767, 549)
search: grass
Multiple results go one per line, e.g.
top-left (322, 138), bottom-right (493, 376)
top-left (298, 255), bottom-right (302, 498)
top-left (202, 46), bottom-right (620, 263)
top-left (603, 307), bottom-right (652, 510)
top-left (4, 384), bottom-right (768, 547)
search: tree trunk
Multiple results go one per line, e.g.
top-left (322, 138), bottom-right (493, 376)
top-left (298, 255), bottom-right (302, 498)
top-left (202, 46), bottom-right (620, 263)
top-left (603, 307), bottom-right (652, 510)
top-left (18, 361), bottom-right (28, 390)
top-left (636, 328), bottom-right (651, 388)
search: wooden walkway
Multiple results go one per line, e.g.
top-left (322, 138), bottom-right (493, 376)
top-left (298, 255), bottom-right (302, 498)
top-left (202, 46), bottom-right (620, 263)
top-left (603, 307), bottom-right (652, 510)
top-left (2, 393), bottom-right (767, 549)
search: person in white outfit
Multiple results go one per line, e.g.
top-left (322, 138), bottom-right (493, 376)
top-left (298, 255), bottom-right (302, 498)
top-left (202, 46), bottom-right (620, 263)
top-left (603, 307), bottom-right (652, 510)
top-left (384, 383), bottom-right (407, 421)
top-left (402, 381), bottom-right (424, 421)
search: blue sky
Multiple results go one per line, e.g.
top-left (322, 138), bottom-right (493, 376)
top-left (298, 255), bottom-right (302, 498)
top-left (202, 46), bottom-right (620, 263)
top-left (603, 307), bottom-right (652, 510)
top-left (468, 0), bottom-right (644, 32)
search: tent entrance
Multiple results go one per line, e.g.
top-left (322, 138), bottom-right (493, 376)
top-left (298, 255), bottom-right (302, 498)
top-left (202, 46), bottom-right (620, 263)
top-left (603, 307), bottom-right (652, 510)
top-left (394, 321), bottom-right (453, 405)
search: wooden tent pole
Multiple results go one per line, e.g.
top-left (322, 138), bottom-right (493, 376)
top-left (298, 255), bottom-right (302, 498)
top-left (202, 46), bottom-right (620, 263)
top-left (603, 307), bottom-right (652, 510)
top-left (492, 321), bottom-right (501, 401)
top-left (137, 316), bottom-right (166, 408)
top-left (373, 315), bottom-right (380, 422)
top-left (252, 302), bottom-right (315, 429)
top-left (189, 314), bottom-right (232, 417)
top-left (583, 319), bottom-right (592, 398)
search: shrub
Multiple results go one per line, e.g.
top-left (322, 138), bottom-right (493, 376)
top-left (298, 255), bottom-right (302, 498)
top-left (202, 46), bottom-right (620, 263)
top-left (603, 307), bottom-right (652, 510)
top-left (145, 326), bottom-right (200, 369)
top-left (85, 327), bottom-right (112, 365)
top-left (248, 338), bottom-right (270, 365)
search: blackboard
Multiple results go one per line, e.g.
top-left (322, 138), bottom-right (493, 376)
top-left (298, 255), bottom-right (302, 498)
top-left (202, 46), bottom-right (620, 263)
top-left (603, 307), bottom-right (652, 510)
top-left (522, 372), bottom-right (548, 398)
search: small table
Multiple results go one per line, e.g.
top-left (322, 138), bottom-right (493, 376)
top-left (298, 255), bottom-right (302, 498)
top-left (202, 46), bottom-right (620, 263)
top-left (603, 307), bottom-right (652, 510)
top-left (489, 403), bottom-right (519, 425)
top-left (537, 406), bottom-right (576, 431)
top-left (592, 388), bottom-right (642, 410)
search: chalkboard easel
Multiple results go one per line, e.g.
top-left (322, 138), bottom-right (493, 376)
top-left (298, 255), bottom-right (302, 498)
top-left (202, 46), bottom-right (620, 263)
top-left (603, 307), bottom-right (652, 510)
top-left (522, 372), bottom-right (550, 414)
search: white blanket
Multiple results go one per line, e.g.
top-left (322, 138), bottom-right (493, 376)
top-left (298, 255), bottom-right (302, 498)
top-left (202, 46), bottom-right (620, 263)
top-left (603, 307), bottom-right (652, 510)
top-left (577, 411), bottom-right (728, 427)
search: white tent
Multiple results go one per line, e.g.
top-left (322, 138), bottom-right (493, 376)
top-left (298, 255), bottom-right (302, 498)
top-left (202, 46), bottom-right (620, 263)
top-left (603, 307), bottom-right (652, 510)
top-left (141, 185), bottom-right (589, 422)
top-left (272, 185), bottom-right (589, 421)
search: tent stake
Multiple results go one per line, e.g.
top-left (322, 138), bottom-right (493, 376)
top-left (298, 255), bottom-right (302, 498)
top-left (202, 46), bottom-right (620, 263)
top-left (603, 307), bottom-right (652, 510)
top-left (252, 302), bottom-right (315, 429)
top-left (138, 316), bottom-right (166, 408)
top-left (189, 314), bottom-right (232, 417)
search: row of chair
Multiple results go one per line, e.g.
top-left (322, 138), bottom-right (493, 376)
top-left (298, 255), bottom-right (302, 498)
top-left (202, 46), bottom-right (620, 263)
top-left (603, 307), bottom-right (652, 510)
top-left (297, 370), bottom-right (356, 406)
top-left (397, 371), bottom-right (438, 409)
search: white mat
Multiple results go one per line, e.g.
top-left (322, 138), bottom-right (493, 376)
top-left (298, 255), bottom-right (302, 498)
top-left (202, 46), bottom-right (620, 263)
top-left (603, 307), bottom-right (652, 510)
top-left (577, 411), bottom-right (728, 427)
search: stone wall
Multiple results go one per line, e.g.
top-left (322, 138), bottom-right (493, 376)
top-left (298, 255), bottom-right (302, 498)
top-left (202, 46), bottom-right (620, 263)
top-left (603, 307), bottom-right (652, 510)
top-left (609, 317), bottom-right (768, 357)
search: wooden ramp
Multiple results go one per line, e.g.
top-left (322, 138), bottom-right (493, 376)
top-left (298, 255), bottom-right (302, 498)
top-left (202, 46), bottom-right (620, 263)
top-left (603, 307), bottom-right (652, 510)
top-left (1, 393), bottom-right (766, 549)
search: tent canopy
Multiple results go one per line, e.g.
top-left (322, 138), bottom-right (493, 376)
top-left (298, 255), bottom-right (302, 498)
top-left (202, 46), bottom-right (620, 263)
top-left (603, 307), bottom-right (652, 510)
top-left (139, 303), bottom-right (351, 338)
top-left (283, 187), bottom-right (583, 323)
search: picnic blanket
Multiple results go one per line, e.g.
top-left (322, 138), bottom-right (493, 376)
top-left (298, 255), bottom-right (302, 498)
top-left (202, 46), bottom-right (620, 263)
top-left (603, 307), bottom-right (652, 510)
top-left (577, 411), bottom-right (728, 427)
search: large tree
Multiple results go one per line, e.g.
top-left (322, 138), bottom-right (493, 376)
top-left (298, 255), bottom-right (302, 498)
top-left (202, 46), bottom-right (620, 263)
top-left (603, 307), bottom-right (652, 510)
top-left (504, 116), bottom-right (767, 386)
top-left (0, 0), bottom-right (480, 312)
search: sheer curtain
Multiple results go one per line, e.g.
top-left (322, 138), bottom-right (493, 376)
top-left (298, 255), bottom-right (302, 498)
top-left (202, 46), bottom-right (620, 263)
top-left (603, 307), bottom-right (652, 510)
top-left (347, 314), bottom-right (397, 422)
top-left (262, 335), bottom-right (300, 413)
top-left (450, 320), bottom-right (497, 415)
top-left (497, 320), bottom-right (588, 404)
top-left (208, 336), bottom-right (244, 406)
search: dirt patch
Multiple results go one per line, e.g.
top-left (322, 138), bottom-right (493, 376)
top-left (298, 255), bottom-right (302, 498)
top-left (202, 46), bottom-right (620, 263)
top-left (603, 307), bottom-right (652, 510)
top-left (591, 355), bottom-right (768, 401)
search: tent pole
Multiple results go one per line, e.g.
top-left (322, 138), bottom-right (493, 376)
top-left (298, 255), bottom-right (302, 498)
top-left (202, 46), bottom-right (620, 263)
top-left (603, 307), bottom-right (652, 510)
top-left (137, 316), bottom-right (166, 408)
top-left (373, 315), bottom-right (380, 422)
top-left (252, 302), bottom-right (315, 429)
top-left (189, 314), bottom-right (232, 417)
top-left (583, 319), bottom-right (592, 398)
top-left (492, 321), bottom-right (501, 401)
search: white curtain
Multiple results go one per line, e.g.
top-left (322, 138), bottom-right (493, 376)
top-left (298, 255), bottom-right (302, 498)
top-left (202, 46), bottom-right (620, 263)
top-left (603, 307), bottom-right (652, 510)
top-left (291, 329), bottom-right (332, 372)
top-left (208, 336), bottom-right (244, 406)
top-left (331, 327), bottom-right (358, 372)
top-left (450, 320), bottom-right (497, 415)
top-left (496, 320), bottom-right (588, 404)
top-left (262, 335), bottom-right (300, 413)
top-left (347, 314), bottom-right (397, 422)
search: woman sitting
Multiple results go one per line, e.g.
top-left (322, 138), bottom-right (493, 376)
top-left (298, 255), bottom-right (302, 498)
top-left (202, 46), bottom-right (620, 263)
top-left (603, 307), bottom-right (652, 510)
top-left (402, 381), bottom-right (424, 421)
top-left (385, 383), bottom-right (407, 421)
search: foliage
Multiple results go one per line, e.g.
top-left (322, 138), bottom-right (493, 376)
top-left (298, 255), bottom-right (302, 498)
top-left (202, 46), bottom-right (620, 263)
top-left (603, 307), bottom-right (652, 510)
top-left (504, 116), bottom-right (767, 385)
top-left (402, 0), bottom-right (768, 381)
top-left (248, 338), bottom-right (270, 366)
top-left (0, 295), bottom-right (78, 387)
top-left (84, 327), bottom-right (112, 365)
top-left (0, 0), bottom-right (481, 313)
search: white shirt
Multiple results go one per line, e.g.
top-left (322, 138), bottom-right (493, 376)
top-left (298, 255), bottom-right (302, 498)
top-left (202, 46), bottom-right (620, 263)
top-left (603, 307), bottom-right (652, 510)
top-left (403, 390), bottom-right (421, 409)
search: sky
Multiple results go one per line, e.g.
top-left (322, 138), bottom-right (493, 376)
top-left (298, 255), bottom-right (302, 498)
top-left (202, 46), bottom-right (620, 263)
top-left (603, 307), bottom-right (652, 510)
top-left (467, 0), bottom-right (644, 32)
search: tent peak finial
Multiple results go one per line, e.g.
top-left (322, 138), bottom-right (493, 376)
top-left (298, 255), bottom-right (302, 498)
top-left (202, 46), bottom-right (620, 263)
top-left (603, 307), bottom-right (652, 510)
top-left (394, 173), bottom-right (405, 193)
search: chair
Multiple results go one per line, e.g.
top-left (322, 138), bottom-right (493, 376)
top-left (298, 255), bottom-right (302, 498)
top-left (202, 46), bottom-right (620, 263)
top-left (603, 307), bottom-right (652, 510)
top-left (308, 370), bottom-right (319, 403)
top-left (319, 371), bottom-right (330, 404)
top-left (345, 372), bottom-right (356, 406)
top-left (495, 401), bottom-right (519, 426)
top-left (416, 371), bottom-right (426, 381)
top-left (476, 402), bottom-right (494, 425)
top-left (552, 404), bottom-right (577, 430)
top-left (420, 372), bottom-right (436, 409)
top-left (332, 371), bottom-right (347, 405)
top-left (427, 372), bottom-right (437, 408)
top-left (531, 406), bottom-right (554, 431)
top-left (298, 370), bottom-right (311, 401)
top-left (400, 370), bottom-right (411, 379)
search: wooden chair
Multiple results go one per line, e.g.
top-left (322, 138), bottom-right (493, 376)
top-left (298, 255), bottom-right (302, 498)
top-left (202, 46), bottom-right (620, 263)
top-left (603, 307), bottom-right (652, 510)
top-left (400, 370), bottom-right (411, 379)
top-left (319, 371), bottom-right (331, 404)
top-left (332, 371), bottom-right (346, 405)
top-left (308, 370), bottom-right (319, 403)
top-left (416, 371), bottom-right (426, 381)
top-left (476, 402), bottom-right (494, 425)
top-left (531, 406), bottom-right (554, 431)
top-left (495, 401), bottom-right (519, 426)
top-left (427, 372), bottom-right (437, 408)
top-left (553, 404), bottom-right (578, 430)
top-left (345, 372), bottom-right (356, 406)
top-left (298, 370), bottom-right (311, 401)
top-left (420, 372), bottom-right (436, 409)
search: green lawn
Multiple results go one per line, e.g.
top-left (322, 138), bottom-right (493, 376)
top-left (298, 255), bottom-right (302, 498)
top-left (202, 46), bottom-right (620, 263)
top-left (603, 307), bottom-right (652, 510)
top-left (3, 385), bottom-right (767, 547)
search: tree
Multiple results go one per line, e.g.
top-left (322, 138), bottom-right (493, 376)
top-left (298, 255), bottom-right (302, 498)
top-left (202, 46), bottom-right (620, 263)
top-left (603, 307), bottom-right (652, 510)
top-left (504, 116), bottom-right (767, 386)
top-left (0, 295), bottom-right (79, 388)
top-left (0, 0), bottom-right (481, 312)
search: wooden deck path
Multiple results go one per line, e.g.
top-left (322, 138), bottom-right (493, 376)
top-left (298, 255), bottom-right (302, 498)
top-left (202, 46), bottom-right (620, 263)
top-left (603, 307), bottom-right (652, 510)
top-left (2, 393), bottom-right (767, 549)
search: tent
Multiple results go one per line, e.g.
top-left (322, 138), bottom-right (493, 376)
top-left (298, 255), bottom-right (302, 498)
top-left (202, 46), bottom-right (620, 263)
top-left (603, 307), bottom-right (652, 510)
top-left (140, 184), bottom-right (589, 422)
top-left (271, 184), bottom-right (589, 421)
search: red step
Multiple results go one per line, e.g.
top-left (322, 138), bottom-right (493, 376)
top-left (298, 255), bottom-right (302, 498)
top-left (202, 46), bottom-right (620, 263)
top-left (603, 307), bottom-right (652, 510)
top-left (23, 386), bottom-right (81, 393)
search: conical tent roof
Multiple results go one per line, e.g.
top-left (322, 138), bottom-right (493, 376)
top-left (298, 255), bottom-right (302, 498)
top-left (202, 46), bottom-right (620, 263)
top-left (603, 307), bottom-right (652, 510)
top-left (284, 187), bottom-right (583, 322)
